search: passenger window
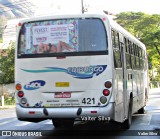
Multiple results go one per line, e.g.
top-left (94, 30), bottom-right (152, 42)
top-left (112, 30), bottom-right (116, 48)
top-left (115, 32), bottom-right (120, 49)
top-left (113, 49), bottom-right (122, 68)
top-left (124, 38), bottom-right (128, 53)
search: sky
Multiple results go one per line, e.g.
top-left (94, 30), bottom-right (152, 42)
top-left (30, 0), bottom-right (160, 16)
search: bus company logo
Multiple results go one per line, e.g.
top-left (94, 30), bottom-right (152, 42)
top-left (21, 65), bottom-right (107, 79)
top-left (66, 65), bottom-right (107, 79)
top-left (24, 80), bottom-right (46, 90)
top-left (54, 92), bottom-right (71, 98)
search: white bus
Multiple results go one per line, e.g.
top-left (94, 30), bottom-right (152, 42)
top-left (15, 14), bottom-right (149, 129)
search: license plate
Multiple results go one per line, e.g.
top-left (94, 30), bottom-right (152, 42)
top-left (54, 92), bottom-right (71, 98)
top-left (55, 82), bottom-right (70, 87)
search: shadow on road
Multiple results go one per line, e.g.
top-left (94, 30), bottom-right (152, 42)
top-left (40, 121), bottom-right (134, 139)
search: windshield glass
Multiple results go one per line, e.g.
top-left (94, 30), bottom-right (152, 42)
top-left (18, 18), bottom-right (108, 57)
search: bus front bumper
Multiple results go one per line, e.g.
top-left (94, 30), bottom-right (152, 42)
top-left (16, 103), bottom-right (114, 119)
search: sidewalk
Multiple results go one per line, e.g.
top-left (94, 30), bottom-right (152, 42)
top-left (0, 105), bottom-right (15, 109)
top-left (149, 88), bottom-right (160, 93)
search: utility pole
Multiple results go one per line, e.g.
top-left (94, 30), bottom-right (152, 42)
top-left (0, 26), bottom-right (6, 107)
top-left (81, 0), bottom-right (84, 14)
top-left (0, 72), bottom-right (4, 107)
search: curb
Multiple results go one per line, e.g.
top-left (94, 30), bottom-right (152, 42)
top-left (149, 88), bottom-right (160, 93)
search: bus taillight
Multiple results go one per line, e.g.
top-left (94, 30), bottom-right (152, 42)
top-left (103, 89), bottom-right (110, 96)
top-left (29, 111), bottom-right (35, 114)
top-left (18, 91), bottom-right (24, 97)
top-left (16, 83), bottom-right (22, 91)
top-left (104, 81), bottom-right (112, 88)
top-left (18, 22), bottom-right (22, 26)
top-left (91, 111), bottom-right (97, 114)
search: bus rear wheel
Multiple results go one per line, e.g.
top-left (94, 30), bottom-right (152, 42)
top-left (138, 107), bottom-right (145, 114)
top-left (122, 100), bottom-right (132, 129)
top-left (52, 118), bottom-right (74, 128)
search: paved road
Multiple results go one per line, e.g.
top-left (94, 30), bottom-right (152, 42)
top-left (0, 88), bottom-right (160, 139)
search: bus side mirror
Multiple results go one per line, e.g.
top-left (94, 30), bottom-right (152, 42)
top-left (148, 62), bottom-right (152, 70)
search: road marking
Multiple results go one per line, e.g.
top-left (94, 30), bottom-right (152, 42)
top-left (16, 122), bottom-right (31, 126)
top-left (0, 118), bottom-right (17, 126)
top-left (44, 120), bottom-right (52, 124)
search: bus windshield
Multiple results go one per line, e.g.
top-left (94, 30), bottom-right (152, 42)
top-left (18, 18), bottom-right (108, 57)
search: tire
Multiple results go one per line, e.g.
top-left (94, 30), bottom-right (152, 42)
top-left (138, 107), bottom-right (145, 114)
top-left (52, 118), bottom-right (74, 128)
top-left (122, 100), bottom-right (132, 129)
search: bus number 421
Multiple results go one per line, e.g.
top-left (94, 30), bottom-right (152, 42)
top-left (82, 98), bottom-right (95, 104)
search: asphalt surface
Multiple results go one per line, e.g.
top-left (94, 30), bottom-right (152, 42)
top-left (0, 88), bottom-right (159, 139)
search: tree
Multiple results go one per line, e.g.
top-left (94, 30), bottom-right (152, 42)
top-left (0, 42), bottom-right (15, 84)
top-left (0, 16), bottom-right (7, 38)
top-left (116, 12), bottom-right (160, 81)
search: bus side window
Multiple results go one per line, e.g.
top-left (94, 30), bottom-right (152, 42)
top-left (115, 32), bottom-right (120, 49)
top-left (128, 41), bottom-right (132, 69)
top-left (112, 30), bottom-right (116, 48)
top-left (125, 39), bottom-right (131, 69)
top-left (139, 47), bottom-right (142, 55)
top-left (135, 45), bottom-right (138, 56)
top-left (113, 49), bottom-right (122, 68)
top-left (130, 42), bottom-right (135, 69)
top-left (124, 38), bottom-right (128, 52)
top-left (134, 45), bottom-right (138, 70)
top-left (113, 32), bottom-right (122, 68)
top-left (128, 41), bottom-right (131, 54)
top-left (136, 46), bottom-right (140, 69)
top-left (133, 44), bottom-right (136, 56)
top-left (139, 48), bottom-right (144, 70)
top-left (131, 43), bottom-right (134, 55)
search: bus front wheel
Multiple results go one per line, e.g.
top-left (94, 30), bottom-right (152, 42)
top-left (52, 118), bottom-right (74, 128)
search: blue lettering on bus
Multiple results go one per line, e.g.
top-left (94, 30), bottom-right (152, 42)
top-left (21, 65), bottom-right (107, 79)
top-left (24, 80), bottom-right (46, 90)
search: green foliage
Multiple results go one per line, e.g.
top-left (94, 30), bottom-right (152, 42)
top-left (116, 12), bottom-right (160, 81)
top-left (5, 97), bottom-right (15, 105)
top-left (0, 16), bottom-right (7, 39)
top-left (0, 42), bottom-right (15, 84)
top-left (0, 97), bottom-right (15, 106)
top-left (0, 38), bottom-right (3, 43)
